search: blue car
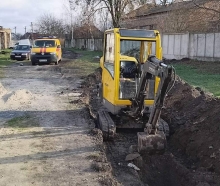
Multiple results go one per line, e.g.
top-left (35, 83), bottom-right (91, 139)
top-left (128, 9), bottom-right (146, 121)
top-left (10, 45), bottom-right (32, 61)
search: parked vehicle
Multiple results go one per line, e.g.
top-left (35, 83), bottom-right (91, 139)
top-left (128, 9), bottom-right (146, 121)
top-left (18, 39), bottom-right (31, 46)
top-left (30, 36), bottom-right (62, 65)
top-left (10, 45), bottom-right (31, 61)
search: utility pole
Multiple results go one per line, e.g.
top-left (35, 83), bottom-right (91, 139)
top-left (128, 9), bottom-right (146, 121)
top-left (24, 26), bottom-right (26, 39)
top-left (14, 27), bottom-right (17, 40)
top-left (30, 22), bottom-right (34, 43)
top-left (71, 13), bottom-right (73, 47)
top-left (14, 26), bottom-right (17, 34)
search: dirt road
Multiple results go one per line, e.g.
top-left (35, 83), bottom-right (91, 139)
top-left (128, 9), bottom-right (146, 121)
top-left (0, 58), bottom-right (104, 186)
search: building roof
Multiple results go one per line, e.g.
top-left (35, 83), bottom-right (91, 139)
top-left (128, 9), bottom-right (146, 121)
top-left (125, 0), bottom-right (214, 18)
top-left (125, 3), bottom-right (156, 18)
top-left (72, 24), bottom-right (103, 39)
top-left (21, 32), bottom-right (42, 40)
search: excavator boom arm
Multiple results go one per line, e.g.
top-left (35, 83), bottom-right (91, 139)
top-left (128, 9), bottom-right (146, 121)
top-left (131, 56), bottom-right (175, 133)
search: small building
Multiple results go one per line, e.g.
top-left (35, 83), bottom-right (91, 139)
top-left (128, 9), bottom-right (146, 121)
top-left (0, 26), bottom-right (11, 49)
top-left (65, 24), bottom-right (103, 51)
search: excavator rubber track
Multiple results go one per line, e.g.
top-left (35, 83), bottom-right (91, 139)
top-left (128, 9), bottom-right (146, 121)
top-left (97, 109), bottom-right (116, 140)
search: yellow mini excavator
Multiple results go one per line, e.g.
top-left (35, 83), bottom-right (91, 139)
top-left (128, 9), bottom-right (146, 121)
top-left (97, 28), bottom-right (175, 154)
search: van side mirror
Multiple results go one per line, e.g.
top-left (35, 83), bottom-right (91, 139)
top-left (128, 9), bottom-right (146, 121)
top-left (57, 45), bottom-right (61, 48)
top-left (30, 46), bottom-right (32, 48)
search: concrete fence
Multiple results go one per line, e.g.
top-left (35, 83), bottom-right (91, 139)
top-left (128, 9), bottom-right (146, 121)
top-left (65, 38), bottom-right (103, 51)
top-left (162, 33), bottom-right (220, 61)
top-left (64, 32), bottom-right (220, 61)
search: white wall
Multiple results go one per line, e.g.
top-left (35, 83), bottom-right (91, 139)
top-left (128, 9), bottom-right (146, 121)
top-left (64, 32), bottom-right (220, 61)
top-left (162, 32), bottom-right (220, 61)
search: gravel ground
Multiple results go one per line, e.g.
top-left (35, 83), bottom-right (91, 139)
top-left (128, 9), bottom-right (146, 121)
top-left (0, 58), bottom-right (104, 186)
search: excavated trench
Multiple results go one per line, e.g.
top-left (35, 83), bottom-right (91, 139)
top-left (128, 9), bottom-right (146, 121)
top-left (81, 67), bottom-right (220, 186)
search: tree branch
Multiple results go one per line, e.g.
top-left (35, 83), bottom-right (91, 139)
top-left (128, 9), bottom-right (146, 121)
top-left (192, 0), bottom-right (220, 14)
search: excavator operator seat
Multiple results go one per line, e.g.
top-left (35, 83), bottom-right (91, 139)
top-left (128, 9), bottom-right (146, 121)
top-left (120, 61), bottom-right (137, 78)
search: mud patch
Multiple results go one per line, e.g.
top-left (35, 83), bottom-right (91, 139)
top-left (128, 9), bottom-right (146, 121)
top-left (62, 49), bottom-right (80, 59)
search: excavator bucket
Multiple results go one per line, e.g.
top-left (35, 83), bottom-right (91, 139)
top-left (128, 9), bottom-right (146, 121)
top-left (137, 131), bottom-right (167, 155)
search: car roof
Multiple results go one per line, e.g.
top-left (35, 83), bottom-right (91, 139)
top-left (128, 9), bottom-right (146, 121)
top-left (35, 38), bottom-right (58, 40)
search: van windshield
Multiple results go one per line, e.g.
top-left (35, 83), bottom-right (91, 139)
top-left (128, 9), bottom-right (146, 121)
top-left (15, 45), bottom-right (30, 50)
top-left (33, 40), bottom-right (55, 48)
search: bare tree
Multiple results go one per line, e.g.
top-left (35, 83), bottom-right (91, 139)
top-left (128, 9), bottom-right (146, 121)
top-left (191, 0), bottom-right (220, 32)
top-left (67, 0), bottom-right (143, 28)
top-left (158, 0), bottom-right (220, 33)
top-left (36, 14), bottom-right (66, 38)
top-left (192, 0), bottom-right (220, 14)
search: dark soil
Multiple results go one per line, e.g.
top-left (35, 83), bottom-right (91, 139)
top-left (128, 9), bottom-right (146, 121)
top-left (81, 66), bottom-right (220, 186)
top-left (162, 77), bottom-right (220, 179)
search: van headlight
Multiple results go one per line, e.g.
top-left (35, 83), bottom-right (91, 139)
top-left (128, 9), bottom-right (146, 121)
top-left (50, 52), bottom-right (56, 55)
top-left (11, 53), bottom-right (15, 55)
top-left (22, 53), bottom-right (27, 55)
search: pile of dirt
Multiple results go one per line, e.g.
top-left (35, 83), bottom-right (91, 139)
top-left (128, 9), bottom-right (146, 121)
top-left (3, 89), bottom-right (35, 104)
top-left (81, 68), bottom-right (102, 118)
top-left (0, 82), bottom-right (7, 96)
top-left (162, 76), bottom-right (220, 174)
top-left (0, 87), bottom-right (35, 110)
top-left (62, 49), bottom-right (80, 59)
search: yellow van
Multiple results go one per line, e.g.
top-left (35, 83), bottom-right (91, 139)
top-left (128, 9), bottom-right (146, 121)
top-left (31, 36), bottom-right (62, 65)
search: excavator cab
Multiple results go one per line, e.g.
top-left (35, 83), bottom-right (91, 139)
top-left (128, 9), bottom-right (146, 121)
top-left (100, 28), bottom-right (162, 115)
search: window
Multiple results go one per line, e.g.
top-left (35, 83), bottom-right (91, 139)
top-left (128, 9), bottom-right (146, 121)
top-left (33, 40), bottom-right (55, 48)
top-left (120, 40), bottom-right (156, 62)
top-left (104, 32), bottom-right (115, 77)
top-left (149, 25), bottom-right (154, 30)
top-left (15, 45), bottom-right (30, 50)
top-left (105, 33), bottom-right (114, 63)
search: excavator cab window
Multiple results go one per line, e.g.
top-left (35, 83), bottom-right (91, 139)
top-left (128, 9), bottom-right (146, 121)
top-left (119, 40), bottom-right (156, 100)
top-left (119, 61), bottom-right (137, 99)
top-left (103, 32), bottom-right (115, 78)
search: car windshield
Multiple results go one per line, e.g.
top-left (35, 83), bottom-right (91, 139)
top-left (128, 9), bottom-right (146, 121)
top-left (33, 40), bottom-right (55, 48)
top-left (15, 45), bottom-right (30, 50)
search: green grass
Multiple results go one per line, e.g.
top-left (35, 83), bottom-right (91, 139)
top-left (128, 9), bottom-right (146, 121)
top-left (0, 49), bottom-right (13, 78)
top-left (73, 49), bottom-right (102, 61)
top-left (172, 61), bottom-right (220, 97)
top-left (0, 49), bottom-right (12, 65)
top-left (64, 49), bottom-right (102, 76)
top-left (4, 115), bottom-right (39, 129)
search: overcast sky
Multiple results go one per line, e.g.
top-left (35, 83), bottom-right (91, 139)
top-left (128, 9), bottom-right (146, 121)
top-left (0, 0), bottom-right (66, 34)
